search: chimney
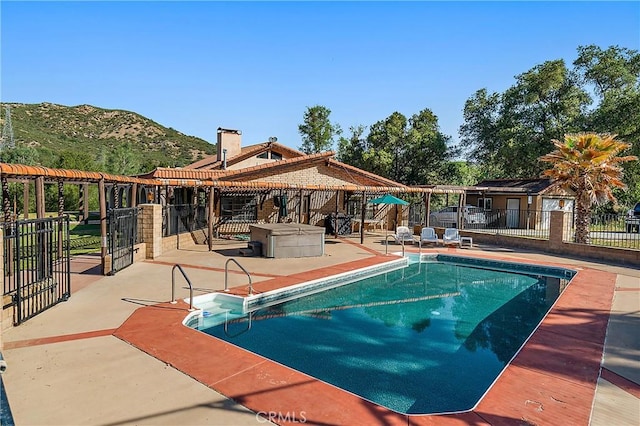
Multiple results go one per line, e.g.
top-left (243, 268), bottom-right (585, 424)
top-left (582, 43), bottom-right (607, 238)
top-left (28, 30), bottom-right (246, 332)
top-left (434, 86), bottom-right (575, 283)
top-left (217, 128), bottom-right (242, 166)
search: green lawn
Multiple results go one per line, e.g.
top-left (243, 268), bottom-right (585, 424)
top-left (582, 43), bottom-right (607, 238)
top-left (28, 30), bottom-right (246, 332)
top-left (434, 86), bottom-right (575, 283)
top-left (69, 222), bottom-right (101, 255)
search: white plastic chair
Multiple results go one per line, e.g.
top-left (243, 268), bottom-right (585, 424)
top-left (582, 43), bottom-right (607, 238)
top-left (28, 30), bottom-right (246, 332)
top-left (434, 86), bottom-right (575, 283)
top-left (442, 228), bottom-right (461, 247)
top-left (394, 226), bottom-right (415, 244)
top-left (420, 227), bottom-right (439, 245)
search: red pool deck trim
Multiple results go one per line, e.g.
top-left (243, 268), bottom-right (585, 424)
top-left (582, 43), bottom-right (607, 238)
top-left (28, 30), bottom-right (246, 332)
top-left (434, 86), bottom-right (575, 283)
top-left (114, 250), bottom-right (618, 425)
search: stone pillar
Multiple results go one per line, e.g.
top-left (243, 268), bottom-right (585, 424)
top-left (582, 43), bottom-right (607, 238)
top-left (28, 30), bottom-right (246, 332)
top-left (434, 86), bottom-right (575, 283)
top-left (548, 210), bottom-right (567, 250)
top-left (140, 204), bottom-right (163, 259)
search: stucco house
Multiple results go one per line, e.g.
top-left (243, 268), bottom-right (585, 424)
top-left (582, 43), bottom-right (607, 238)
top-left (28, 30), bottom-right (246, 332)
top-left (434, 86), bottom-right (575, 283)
top-left (465, 178), bottom-right (575, 229)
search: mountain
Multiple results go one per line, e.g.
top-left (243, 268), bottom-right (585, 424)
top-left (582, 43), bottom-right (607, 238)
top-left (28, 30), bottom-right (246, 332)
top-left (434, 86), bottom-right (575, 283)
top-left (0, 102), bottom-right (217, 171)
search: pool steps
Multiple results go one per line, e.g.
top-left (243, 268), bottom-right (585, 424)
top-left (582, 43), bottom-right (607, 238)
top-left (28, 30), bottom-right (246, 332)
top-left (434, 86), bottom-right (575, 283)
top-left (184, 256), bottom-right (408, 327)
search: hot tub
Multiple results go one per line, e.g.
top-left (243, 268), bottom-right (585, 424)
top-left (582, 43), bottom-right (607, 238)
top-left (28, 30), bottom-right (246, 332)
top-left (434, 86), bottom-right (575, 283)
top-left (249, 223), bottom-right (325, 258)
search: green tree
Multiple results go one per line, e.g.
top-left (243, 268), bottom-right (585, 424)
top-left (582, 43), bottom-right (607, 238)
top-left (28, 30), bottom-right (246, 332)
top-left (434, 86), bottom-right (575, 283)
top-left (404, 108), bottom-right (456, 185)
top-left (366, 112), bottom-right (407, 181)
top-left (54, 150), bottom-right (99, 171)
top-left (0, 144), bottom-right (40, 165)
top-left (574, 45), bottom-right (640, 207)
top-left (336, 125), bottom-right (367, 166)
top-left (298, 105), bottom-right (341, 154)
top-left (338, 109), bottom-right (455, 185)
top-left (539, 133), bottom-right (637, 244)
top-left (102, 142), bottom-right (142, 175)
top-left (461, 60), bottom-right (589, 178)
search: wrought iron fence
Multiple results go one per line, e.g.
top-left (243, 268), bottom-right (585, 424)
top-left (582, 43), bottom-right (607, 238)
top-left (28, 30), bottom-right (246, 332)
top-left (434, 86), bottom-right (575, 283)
top-left (2, 217), bottom-right (71, 325)
top-left (455, 209), bottom-right (552, 239)
top-left (163, 204), bottom-right (207, 237)
top-left (107, 207), bottom-right (140, 274)
top-left (567, 212), bottom-right (640, 250)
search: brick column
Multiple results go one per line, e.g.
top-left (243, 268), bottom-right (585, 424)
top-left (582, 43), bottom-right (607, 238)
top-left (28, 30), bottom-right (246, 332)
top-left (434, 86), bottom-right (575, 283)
top-left (140, 203), bottom-right (163, 259)
top-left (548, 210), bottom-right (567, 250)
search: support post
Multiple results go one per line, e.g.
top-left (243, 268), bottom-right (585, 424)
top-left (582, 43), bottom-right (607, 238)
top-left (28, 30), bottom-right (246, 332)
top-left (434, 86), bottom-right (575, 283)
top-left (23, 180), bottom-right (29, 220)
top-left (360, 191), bottom-right (366, 244)
top-left (35, 176), bottom-right (45, 218)
top-left (82, 183), bottom-right (89, 223)
top-left (334, 190), bottom-right (339, 238)
top-left (2, 177), bottom-right (10, 223)
top-left (207, 187), bottom-right (215, 251)
top-left (58, 180), bottom-right (64, 217)
top-left (99, 179), bottom-right (108, 275)
top-left (113, 184), bottom-right (119, 209)
top-left (458, 192), bottom-right (464, 229)
top-left (131, 183), bottom-right (138, 208)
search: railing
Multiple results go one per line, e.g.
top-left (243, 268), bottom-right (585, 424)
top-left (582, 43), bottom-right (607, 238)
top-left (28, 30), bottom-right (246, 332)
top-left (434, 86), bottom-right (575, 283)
top-left (171, 264), bottom-right (195, 311)
top-left (456, 209), bottom-right (552, 240)
top-left (1, 217), bottom-right (71, 325)
top-left (224, 312), bottom-right (253, 338)
top-left (385, 234), bottom-right (411, 257)
top-left (224, 258), bottom-right (253, 295)
top-left (163, 204), bottom-right (207, 237)
top-left (567, 212), bottom-right (640, 250)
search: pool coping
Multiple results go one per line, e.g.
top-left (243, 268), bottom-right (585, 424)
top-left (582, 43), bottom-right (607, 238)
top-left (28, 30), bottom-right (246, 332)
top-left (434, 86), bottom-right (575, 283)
top-left (114, 250), bottom-right (616, 425)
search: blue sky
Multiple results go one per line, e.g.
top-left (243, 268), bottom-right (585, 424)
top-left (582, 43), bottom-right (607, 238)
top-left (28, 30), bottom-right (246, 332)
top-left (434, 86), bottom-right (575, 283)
top-left (2, 1), bottom-right (639, 152)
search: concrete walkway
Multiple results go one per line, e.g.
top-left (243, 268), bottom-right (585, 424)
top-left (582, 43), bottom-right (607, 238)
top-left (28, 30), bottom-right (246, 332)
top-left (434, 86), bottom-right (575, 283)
top-left (0, 235), bottom-right (638, 425)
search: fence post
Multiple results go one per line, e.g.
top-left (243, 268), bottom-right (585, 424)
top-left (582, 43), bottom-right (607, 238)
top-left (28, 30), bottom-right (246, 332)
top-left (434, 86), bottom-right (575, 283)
top-left (140, 204), bottom-right (163, 259)
top-left (548, 210), bottom-right (567, 250)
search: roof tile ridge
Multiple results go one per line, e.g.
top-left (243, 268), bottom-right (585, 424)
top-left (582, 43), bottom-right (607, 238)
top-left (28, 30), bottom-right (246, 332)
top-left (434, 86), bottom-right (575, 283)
top-left (326, 159), bottom-right (407, 187)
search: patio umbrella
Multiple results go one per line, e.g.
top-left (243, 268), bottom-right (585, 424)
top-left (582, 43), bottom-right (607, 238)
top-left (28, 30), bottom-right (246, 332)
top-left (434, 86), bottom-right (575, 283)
top-left (369, 194), bottom-right (409, 206)
top-left (368, 194), bottom-right (409, 241)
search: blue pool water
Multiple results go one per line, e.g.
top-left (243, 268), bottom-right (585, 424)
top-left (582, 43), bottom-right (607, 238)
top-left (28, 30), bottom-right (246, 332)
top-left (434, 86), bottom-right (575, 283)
top-left (193, 258), bottom-right (573, 414)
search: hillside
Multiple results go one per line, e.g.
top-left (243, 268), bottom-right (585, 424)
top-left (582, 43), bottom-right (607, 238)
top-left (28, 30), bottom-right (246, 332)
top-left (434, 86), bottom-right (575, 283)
top-left (0, 102), bottom-right (217, 171)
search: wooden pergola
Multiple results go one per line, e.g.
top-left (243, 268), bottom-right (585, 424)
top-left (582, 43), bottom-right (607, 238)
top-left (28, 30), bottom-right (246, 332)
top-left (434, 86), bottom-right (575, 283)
top-left (0, 163), bottom-right (473, 264)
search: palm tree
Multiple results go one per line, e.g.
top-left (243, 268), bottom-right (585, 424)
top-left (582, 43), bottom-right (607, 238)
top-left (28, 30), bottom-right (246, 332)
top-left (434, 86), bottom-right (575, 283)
top-left (539, 133), bottom-right (637, 244)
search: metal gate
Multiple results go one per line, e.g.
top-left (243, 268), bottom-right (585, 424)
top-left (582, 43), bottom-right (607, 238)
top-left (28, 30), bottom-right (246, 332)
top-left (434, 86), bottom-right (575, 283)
top-left (2, 216), bottom-right (71, 326)
top-left (108, 207), bottom-right (139, 275)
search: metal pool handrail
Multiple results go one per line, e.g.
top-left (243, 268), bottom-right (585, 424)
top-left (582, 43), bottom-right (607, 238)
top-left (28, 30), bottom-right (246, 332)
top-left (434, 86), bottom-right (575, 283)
top-left (386, 234), bottom-right (410, 257)
top-left (223, 311), bottom-right (253, 338)
top-left (225, 258), bottom-right (253, 296)
top-left (171, 264), bottom-right (195, 311)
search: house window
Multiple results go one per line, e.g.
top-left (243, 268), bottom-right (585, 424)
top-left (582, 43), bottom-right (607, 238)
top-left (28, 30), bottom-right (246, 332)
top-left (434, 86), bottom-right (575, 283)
top-left (478, 197), bottom-right (493, 210)
top-left (220, 195), bottom-right (257, 221)
top-left (257, 151), bottom-right (282, 160)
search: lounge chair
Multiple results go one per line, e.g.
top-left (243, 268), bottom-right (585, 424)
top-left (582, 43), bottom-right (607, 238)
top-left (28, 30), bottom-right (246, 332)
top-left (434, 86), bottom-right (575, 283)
top-left (419, 227), bottom-right (439, 246)
top-left (442, 228), bottom-right (461, 247)
top-left (394, 226), bottom-right (415, 244)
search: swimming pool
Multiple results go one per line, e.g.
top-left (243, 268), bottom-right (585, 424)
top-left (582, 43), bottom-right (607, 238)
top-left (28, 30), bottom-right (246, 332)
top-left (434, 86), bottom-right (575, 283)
top-left (187, 255), bottom-right (575, 415)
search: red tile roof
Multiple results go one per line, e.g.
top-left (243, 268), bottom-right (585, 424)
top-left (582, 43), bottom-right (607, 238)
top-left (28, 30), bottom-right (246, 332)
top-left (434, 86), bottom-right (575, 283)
top-left (0, 163), bottom-right (153, 184)
top-left (185, 142), bottom-right (305, 170)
